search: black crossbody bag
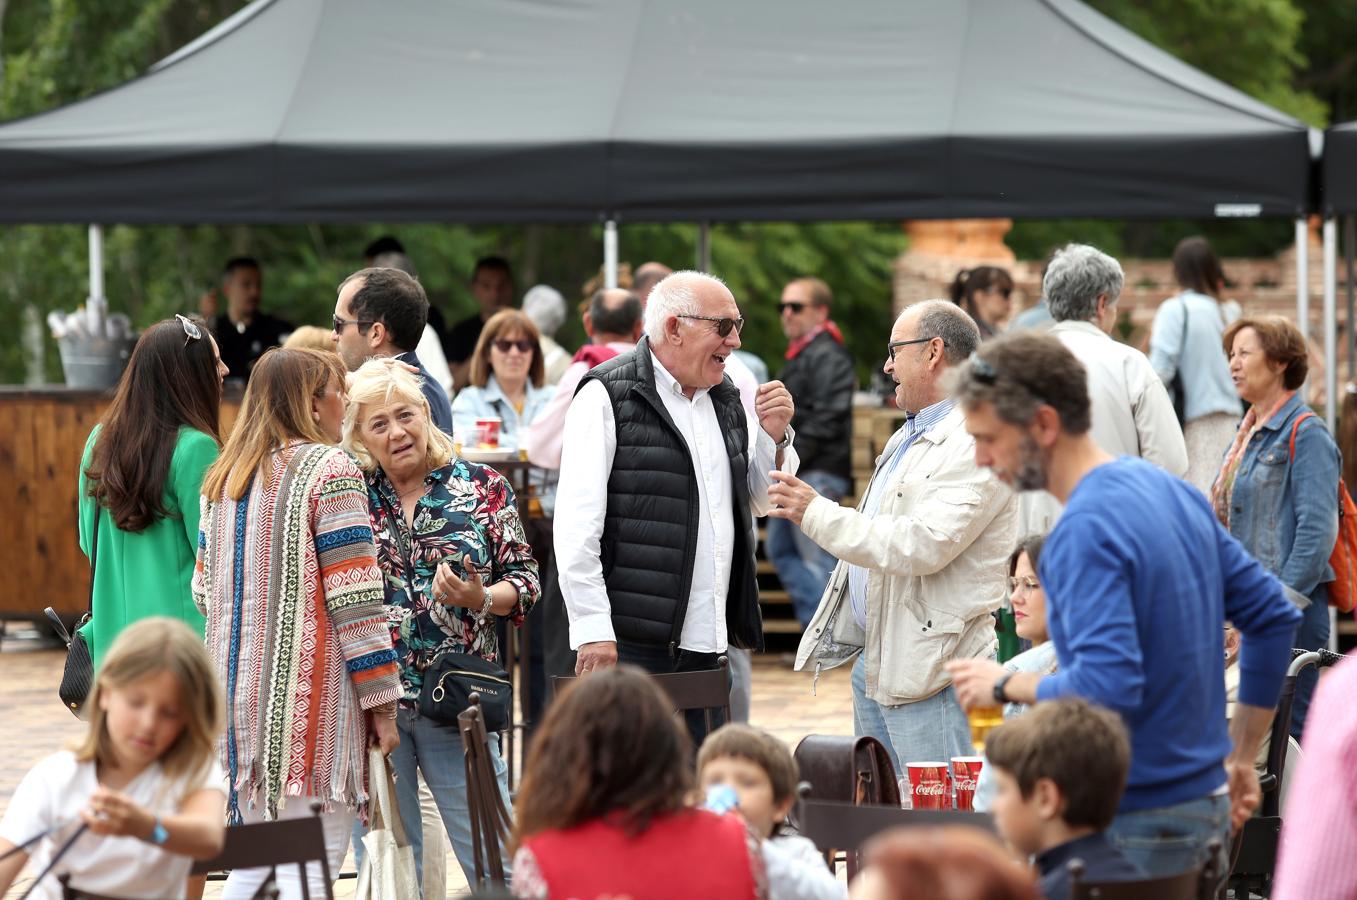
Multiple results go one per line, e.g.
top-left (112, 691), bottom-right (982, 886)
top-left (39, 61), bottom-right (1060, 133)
top-left (380, 493), bottom-right (513, 732)
top-left (46, 506), bottom-right (99, 718)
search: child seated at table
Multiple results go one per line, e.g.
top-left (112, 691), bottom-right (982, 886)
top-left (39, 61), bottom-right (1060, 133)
top-left (698, 724), bottom-right (846, 900)
top-left (985, 699), bottom-right (1144, 900)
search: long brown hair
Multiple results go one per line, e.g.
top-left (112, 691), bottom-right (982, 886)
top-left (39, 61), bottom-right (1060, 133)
top-left (469, 309), bottom-right (544, 388)
top-left (76, 617), bottom-right (223, 787)
top-left (201, 348), bottom-right (345, 501)
top-left (513, 667), bottom-right (692, 847)
top-left (1173, 235), bottom-right (1226, 299)
top-left (84, 318), bottom-right (222, 532)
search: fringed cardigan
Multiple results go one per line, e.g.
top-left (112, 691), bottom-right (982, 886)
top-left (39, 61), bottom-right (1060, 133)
top-left (193, 442), bottom-right (401, 821)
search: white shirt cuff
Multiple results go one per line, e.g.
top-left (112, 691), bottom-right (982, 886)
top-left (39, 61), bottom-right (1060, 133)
top-left (569, 612), bottom-right (617, 650)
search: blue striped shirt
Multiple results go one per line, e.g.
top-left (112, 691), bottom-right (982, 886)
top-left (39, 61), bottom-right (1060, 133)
top-left (849, 398), bottom-right (956, 628)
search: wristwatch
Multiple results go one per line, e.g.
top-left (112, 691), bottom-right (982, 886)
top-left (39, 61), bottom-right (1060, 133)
top-left (148, 816), bottom-right (169, 846)
top-left (775, 426), bottom-right (794, 451)
top-left (993, 672), bottom-right (1015, 705)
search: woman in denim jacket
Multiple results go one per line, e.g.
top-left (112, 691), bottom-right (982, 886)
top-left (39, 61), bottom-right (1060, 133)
top-left (1211, 316), bottom-right (1339, 739)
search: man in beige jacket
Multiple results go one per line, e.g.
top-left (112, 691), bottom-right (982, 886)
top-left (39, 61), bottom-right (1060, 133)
top-left (770, 299), bottom-right (1017, 771)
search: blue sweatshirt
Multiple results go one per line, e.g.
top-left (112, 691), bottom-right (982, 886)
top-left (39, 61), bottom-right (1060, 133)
top-left (1036, 458), bottom-right (1301, 812)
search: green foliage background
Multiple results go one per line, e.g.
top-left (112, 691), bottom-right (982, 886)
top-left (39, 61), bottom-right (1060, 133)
top-left (1, 0), bottom-right (1353, 384)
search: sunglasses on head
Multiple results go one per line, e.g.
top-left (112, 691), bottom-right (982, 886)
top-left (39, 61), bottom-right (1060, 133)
top-left (779, 302), bottom-right (806, 315)
top-left (678, 314), bottom-right (745, 337)
top-left (493, 338), bottom-right (534, 354)
top-left (175, 314), bottom-right (202, 347)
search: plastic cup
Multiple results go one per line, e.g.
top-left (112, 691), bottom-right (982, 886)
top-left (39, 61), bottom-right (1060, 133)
top-left (951, 756), bottom-right (984, 811)
top-left (475, 417), bottom-right (502, 449)
top-left (905, 761), bottom-right (951, 811)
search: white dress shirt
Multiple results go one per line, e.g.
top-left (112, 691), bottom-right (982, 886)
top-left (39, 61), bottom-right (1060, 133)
top-left (555, 350), bottom-right (796, 652)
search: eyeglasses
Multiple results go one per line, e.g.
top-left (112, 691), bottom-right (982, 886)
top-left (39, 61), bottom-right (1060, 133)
top-left (333, 314), bottom-right (374, 334)
top-left (779, 302), bottom-right (806, 315)
top-left (678, 314), bottom-right (745, 337)
top-left (1008, 576), bottom-right (1041, 594)
top-left (175, 314), bottom-right (202, 347)
top-left (493, 339), bottom-right (535, 354)
top-left (887, 337), bottom-right (938, 361)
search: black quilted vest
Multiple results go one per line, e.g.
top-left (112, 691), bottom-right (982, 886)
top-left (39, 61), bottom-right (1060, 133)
top-left (578, 337), bottom-right (763, 652)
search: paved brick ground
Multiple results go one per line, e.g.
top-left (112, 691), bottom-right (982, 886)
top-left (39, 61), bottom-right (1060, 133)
top-left (0, 634), bottom-right (851, 898)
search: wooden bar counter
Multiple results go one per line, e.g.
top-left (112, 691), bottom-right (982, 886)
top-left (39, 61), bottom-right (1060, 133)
top-left (0, 386), bottom-right (241, 622)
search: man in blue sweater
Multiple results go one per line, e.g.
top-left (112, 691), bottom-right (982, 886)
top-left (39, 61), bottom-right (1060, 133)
top-left (946, 331), bottom-right (1301, 879)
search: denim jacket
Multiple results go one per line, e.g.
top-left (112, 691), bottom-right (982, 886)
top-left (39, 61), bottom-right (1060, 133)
top-left (1225, 392), bottom-right (1340, 605)
top-left (450, 374), bottom-right (552, 451)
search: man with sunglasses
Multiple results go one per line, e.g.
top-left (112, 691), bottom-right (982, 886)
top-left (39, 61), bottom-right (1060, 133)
top-left (332, 266), bottom-right (453, 434)
top-left (770, 277), bottom-right (857, 629)
top-left (774, 300), bottom-right (1017, 772)
top-left (944, 331), bottom-right (1299, 880)
top-left (555, 271), bottom-right (798, 744)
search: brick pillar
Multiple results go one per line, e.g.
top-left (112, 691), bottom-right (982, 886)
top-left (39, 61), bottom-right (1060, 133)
top-left (892, 219), bottom-right (1035, 319)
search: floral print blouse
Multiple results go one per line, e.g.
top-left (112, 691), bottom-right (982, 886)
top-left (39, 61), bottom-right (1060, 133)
top-left (366, 458), bottom-right (540, 702)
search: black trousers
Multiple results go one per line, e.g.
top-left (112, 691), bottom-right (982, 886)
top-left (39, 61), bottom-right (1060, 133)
top-left (616, 641), bottom-right (728, 748)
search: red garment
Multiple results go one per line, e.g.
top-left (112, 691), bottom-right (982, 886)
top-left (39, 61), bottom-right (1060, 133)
top-left (784, 320), bottom-right (844, 360)
top-left (572, 344), bottom-right (623, 368)
top-left (521, 809), bottom-right (758, 900)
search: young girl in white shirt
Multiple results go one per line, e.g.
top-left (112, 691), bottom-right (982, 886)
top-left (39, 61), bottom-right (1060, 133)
top-left (0, 617), bottom-right (227, 899)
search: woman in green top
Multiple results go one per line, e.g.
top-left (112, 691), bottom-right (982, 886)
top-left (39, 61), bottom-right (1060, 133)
top-left (78, 315), bottom-right (229, 669)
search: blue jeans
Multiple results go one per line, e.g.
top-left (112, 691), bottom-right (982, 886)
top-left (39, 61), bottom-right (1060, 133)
top-left (767, 470), bottom-right (848, 626)
top-left (850, 654), bottom-right (974, 775)
top-left (355, 704), bottom-right (511, 890)
top-left (1106, 793), bottom-right (1231, 881)
top-left (1290, 598), bottom-right (1330, 739)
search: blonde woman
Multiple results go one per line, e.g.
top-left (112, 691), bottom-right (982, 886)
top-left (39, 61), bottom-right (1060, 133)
top-left (344, 357), bottom-right (539, 884)
top-left (0, 618), bottom-right (225, 900)
top-left (193, 348), bottom-right (402, 900)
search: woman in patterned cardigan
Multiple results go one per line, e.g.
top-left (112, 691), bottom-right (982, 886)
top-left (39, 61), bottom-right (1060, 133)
top-left (343, 357), bottom-right (540, 885)
top-left (193, 348), bottom-right (402, 900)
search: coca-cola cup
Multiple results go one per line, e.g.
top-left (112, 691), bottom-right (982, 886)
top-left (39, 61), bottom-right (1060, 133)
top-left (475, 417), bottom-right (502, 449)
top-left (905, 762), bottom-right (951, 811)
top-left (951, 756), bottom-right (984, 811)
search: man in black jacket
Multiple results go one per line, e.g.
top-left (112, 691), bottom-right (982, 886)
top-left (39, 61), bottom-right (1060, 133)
top-left (770, 277), bottom-right (857, 627)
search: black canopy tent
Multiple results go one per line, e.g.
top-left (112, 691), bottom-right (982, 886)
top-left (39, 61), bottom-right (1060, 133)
top-left (0, 0), bottom-right (1315, 224)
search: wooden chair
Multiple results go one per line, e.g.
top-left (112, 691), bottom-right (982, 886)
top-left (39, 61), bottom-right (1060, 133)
top-left (190, 799), bottom-right (333, 900)
top-left (459, 692), bottom-right (514, 889)
top-left (1069, 838), bottom-right (1223, 900)
top-left (1227, 647), bottom-right (1345, 899)
top-left (56, 875), bottom-right (144, 900)
top-left (550, 655), bottom-right (732, 734)
top-left (797, 794), bottom-right (997, 878)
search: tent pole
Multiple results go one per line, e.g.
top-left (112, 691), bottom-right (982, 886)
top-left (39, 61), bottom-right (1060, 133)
top-left (1346, 214), bottom-right (1356, 381)
top-left (1324, 217), bottom-right (1338, 431)
top-left (697, 221), bottom-right (711, 272)
top-left (603, 219), bottom-right (618, 289)
top-left (88, 224), bottom-right (105, 304)
top-left (1296, 217), bottom-right (1309, 347)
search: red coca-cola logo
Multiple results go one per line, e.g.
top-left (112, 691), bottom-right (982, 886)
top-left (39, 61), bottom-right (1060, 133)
top-left (953, 777), bottom-right (977, 792)
top-left (913, 781), bottom-right (949, 796)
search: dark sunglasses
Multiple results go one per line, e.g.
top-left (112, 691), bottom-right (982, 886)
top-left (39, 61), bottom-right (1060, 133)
top-left (779, 302), bottom-right (806, 315)
top-left (887, 336), bottom-right (941, 361)
top-left (493, 339), bottom-right (535, 354)
top-left (333, 314), bottom-right (374, 333)
top-left (175, 314), bottom-right (202, 347)
top-left (678, 314), bottom-right (745, 337)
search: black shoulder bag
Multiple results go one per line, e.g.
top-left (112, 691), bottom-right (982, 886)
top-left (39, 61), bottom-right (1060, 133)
top-left (379, 492), bottom-right (513, 732)
top-left (45, 506), bottom-right (98, 718)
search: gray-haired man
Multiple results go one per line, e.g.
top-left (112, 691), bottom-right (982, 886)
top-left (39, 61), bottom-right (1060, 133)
top-left (771, 300), bottom-right (1017, 771)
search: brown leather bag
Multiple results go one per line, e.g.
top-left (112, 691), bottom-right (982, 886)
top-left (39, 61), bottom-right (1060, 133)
top-left (793, 734), bottom-right (901, 807)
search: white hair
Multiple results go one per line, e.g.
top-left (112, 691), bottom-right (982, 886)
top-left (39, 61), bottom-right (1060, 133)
top-left (521, 284), bottom-right (567, 337)
top-left (643, 270), bottom-right (728, 339)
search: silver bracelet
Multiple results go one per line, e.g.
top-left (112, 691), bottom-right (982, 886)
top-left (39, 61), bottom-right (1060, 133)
top-left (474, 586), bottom-right (494, 626)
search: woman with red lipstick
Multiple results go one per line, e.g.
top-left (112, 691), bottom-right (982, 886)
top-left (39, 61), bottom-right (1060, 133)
top-left (971, 535), bottom-right (1058, 813)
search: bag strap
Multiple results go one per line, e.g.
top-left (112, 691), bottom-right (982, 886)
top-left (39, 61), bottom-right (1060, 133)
top-left (86, 504), bottom-right (100, 618)
top-left (1288, 411), bottom-right (1318, 462)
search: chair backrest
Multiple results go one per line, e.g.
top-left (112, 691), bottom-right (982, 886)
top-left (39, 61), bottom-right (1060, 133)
top-left (798, 796), bottom-right (997, 880)
top-left (1069, 838), bottom-right (1222, 900)
top-left (189, 799), bottom-right (331, 900)
top-left (550, 656), bottom-right (733, 733)
top-left (57, 874), bottom-right (140, 900)
top-left (459, 693), bottom-right (514, 889)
